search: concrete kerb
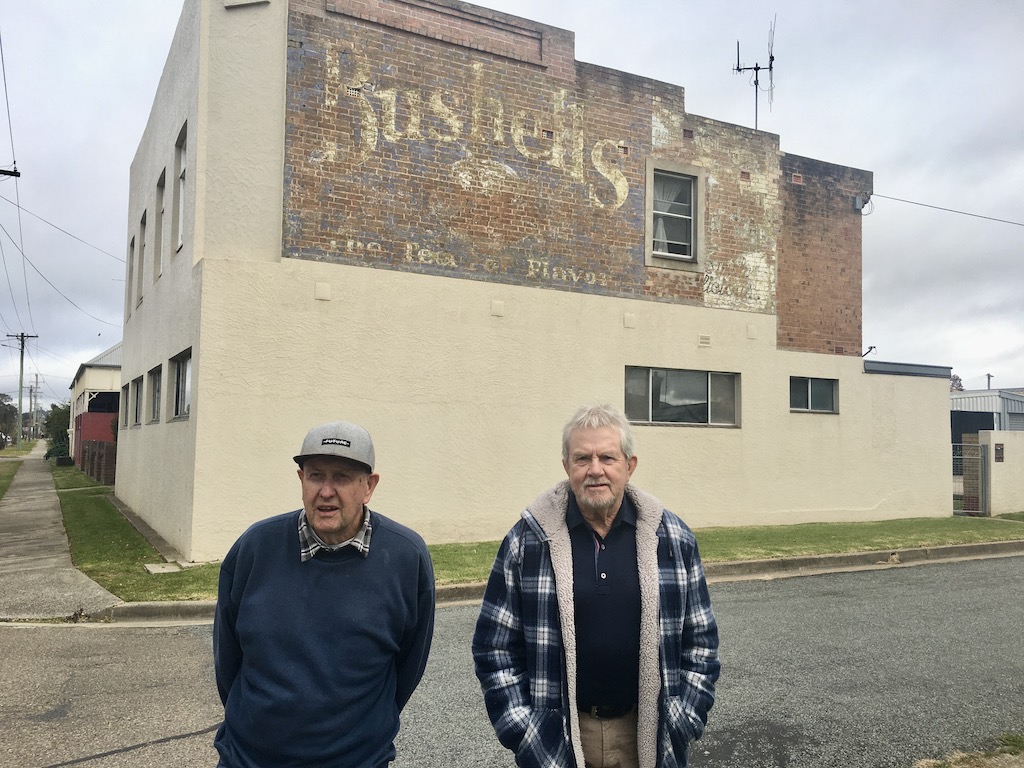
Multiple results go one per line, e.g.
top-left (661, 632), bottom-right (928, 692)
top-left (91, 539), bottom-right (1024, 623)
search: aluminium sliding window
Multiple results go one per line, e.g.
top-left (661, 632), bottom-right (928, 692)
top-left (625, 366), bottom-right (738, 425)
top-left (790, 376), bottom-right (838, 413)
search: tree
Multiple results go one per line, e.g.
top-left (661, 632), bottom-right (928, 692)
top-left (0, 393), bottom-right (16, 438)
top-left (43, 401), bottom-right (71, 445)
top-left (950, 374), bottom-right (964, 392)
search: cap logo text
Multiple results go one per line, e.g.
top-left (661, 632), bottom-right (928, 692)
top-left (321, 438), bottom-right (351, 447)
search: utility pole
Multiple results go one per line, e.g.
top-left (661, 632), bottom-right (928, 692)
top-left (33, 373), bottom-right (40, 439)
top-left (7, 333), bottom-right (37, 447)
top-left (33, 376), bottom-right (40, 442)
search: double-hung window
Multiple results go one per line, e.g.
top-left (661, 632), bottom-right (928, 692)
top-left (652, 170), bottom-right (693, 259)
top-left (645, 159), bottom-right (705, 271)
top-left (625, 366), bottom-right (738, 425)
top-left (790, 377), bottom-right (838, 413)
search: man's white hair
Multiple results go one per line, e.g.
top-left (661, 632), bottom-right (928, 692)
top-left (561, 403), bottom-right (635, 461)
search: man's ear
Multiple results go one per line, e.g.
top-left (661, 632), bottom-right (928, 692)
top-left (363, 473), bottom-right (381, 503)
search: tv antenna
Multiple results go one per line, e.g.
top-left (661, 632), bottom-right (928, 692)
top-left (734, 15), bottom-right (776, 130)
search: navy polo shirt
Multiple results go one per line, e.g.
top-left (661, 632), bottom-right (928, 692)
top-left (567, 491), bottom-right (641, 711)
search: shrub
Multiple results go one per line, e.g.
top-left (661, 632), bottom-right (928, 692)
top-left (45, 442), bottom-right (70, 460)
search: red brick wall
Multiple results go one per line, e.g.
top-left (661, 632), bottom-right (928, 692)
top-left (78, 411), bottom-right (117, 443)
top-left (776, 154), bottom-right (872, 355)
top-left (284, 0), bottom-right (868, 337)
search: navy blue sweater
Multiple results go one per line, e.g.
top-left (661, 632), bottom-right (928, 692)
top-left (214, 509), bottom-right (435, 767)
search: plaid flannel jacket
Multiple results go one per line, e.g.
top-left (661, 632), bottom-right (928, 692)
top-left (472, 481), bottom-right (720, 768)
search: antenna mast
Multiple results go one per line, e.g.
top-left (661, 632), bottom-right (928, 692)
top-left (733, 15), bottom-right (776, 130)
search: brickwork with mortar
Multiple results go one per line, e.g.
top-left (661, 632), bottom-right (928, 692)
top-left (284, 0), bottom-right (872, 356)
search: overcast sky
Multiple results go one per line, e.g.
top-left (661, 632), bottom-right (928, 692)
top-left (1, 1), bottom-right (1021, 409)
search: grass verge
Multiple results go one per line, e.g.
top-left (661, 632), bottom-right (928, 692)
top-left (0, 460), bottom-right (20, 498)
top-left (914, 733), bottom-right (1024, 767)
top-left (47, 461), bottom-right (1024, 599)
top-left (55, 464), bottom-right (220, 601)
top-left (694, 515), bottom-right (1024, 563)
top-left (0, 439), bottom-right (38, 459)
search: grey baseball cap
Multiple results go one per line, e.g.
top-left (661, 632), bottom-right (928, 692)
top-left (293, 420), bottom-right (375, 472)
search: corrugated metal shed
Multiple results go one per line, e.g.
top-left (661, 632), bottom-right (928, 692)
top-left (950, 388), bottom-right (1024, 430)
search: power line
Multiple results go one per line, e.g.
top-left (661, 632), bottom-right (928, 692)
top-left (0, 220), bottom-right (119, 327)
top-left (0, 193), bottom-right (122, 262)
top-left (871, 193), bottom-right (1024, 228)
top-left (0, 28), bottom-right (18, 173)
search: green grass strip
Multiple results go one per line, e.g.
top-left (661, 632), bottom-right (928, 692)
top-left (43, 461), bottom-right (1024, 600)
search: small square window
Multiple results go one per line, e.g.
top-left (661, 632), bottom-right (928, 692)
top-left (790, 376), bottom-right (838, 413)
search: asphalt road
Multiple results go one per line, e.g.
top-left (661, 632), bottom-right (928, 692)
top-left (1, 556), bottom-right (1022, 768)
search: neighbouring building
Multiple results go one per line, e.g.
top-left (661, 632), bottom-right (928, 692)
top-left (951, 388), bottom-right (1024, 440)
top-left (116, 0), bottom-right (952, 562)
top-left (69, 342), bottom-right (121, 464)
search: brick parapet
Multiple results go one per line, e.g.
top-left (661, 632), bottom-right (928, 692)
top-left (776, 154), bottom-right (872, 356)
top-left (282, 0), bottom-right (868, 334)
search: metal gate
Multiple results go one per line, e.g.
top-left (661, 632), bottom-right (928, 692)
top-left (952, 443), bottom-right (989, 516)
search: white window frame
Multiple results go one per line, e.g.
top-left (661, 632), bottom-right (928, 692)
top-left (154, 171), bottom-right (165, 281)
top-left (645, 158), bottom-right (706, 272)
top-left (174, 125), bottom-right (187, 252)
top-left (625, 366), bottom-right (739, 426)
top-left (790, 376), bottom-right (839, 413)
top-left (121, 384), bottom-right (130, 428)
top-left (131, 377), bottom-right (143, 426)
top-left (136, 211), bottom-right (146, 307)
top-left (125, 237), bottom-right (135, 319)
top-left (148, 365), bottom-right (162, 422)
top-left (172, 349), bottom-right (192, 418)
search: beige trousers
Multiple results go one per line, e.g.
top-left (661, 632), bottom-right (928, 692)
top-left (578, 707), bottom-right (640, 768)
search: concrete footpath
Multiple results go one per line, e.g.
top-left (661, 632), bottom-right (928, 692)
top-left (0, 442), bottom-right (121, 620)
top-left (2, 442), bottom-right (1024, 623)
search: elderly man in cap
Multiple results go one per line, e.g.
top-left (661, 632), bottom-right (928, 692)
top-left (213, 420), bottom-right (435, 768)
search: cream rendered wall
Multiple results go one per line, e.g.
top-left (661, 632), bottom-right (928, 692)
top-left (118, 0), bottom-right (289, 560)
top-left (980, 431), bottom-right (1024, 515)
top-left (188, 257), bottom-right (952, 562)
top-left (117, 0), bottom-right (203, 558)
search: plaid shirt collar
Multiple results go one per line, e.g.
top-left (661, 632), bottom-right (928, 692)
top-left (297, 507), bottom-right (373, 562)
